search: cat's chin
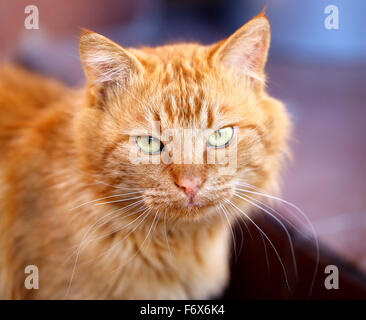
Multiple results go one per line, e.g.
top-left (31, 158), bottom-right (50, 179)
top-left (181, 193), bottom-right (223, 208)
top-left (182, 199), bottom-right (204, 209)
top-left (159, 202), bottom-right (220, 221)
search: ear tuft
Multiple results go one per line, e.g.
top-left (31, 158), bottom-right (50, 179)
top-left (79, 32), bottom-right (143, 85)
top-left (214, 13), bottom-right (270, 82)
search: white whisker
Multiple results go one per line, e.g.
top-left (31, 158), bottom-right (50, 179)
top-left (219, 202), bottom-right (237, 258)
top-left (260, 232), bottom-right (271, 273)
top-left (163, 208), bottom-right (173, 260)
top-left (242, 192), bottom-right (311, 241)
top-left (75, 201), bottom-right (146, 250)
top-left (65, 201), bottom-right (147, 298)
top-left (70, 192), bottom-right (142, 211)
top-left (234, 192), bottom-right (298, 281)
top-left (90, 208), bottom-right (152, 264)
top-left (235, 182), bottom-right (319, 298)
top-left (94, 195), bottom-right (144, 206)
top-left (225, 198), bottom-right (292, 292)
top-left (111, 210), bottom-right (161, 274)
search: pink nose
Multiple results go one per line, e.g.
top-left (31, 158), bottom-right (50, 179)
top-left (176, 176), bottom-right (202, 199)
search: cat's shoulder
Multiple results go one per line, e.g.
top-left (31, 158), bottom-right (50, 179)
top-left (0, 64), bottom-right (69, 108)
top-left (0, 65), bottom-right (74, 152)
top-left (0, 64), bottom-right (73, 122)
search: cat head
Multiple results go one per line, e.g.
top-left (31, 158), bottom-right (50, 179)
top-left (76, 12), bottom-right (290, 221)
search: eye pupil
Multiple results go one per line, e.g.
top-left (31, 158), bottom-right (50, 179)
top-left (136, 136), bottom-right (164, 154)
top-left (207, 126), bottom-right (234, 148)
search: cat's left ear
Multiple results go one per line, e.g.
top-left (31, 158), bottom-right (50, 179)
top-left (212, 11), bottom-right (270, 81)
top-left (79, 30), bottom-right (144, 86)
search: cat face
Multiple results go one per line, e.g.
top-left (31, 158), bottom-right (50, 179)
top-left (77, 14), bottom-right (290, 220)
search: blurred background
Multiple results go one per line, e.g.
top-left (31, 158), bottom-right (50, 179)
top-left (0, 0), bottom-right (365, 298)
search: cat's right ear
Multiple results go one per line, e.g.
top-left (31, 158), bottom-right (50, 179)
top-left (79, 30), bottom-right (144, 86)
top-left (211, 11), bottom-right (270, 83)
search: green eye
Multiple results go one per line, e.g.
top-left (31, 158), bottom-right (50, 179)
top-left (135, 136), bottom-right (164, 154)
top-left (207, 126), bottom-right (234, 148)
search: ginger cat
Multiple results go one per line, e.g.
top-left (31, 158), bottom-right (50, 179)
top-left (0, 12), bottom-right (290, 299)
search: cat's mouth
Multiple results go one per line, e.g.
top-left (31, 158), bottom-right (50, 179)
top-left (183, 198), bottom-right (204, 208)
top-left (141, 192), bottom-right (222, 218)
top-left (140, 186), bottom-right (234, 215)
top-left (145, 196), bottom-right (206, 210)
